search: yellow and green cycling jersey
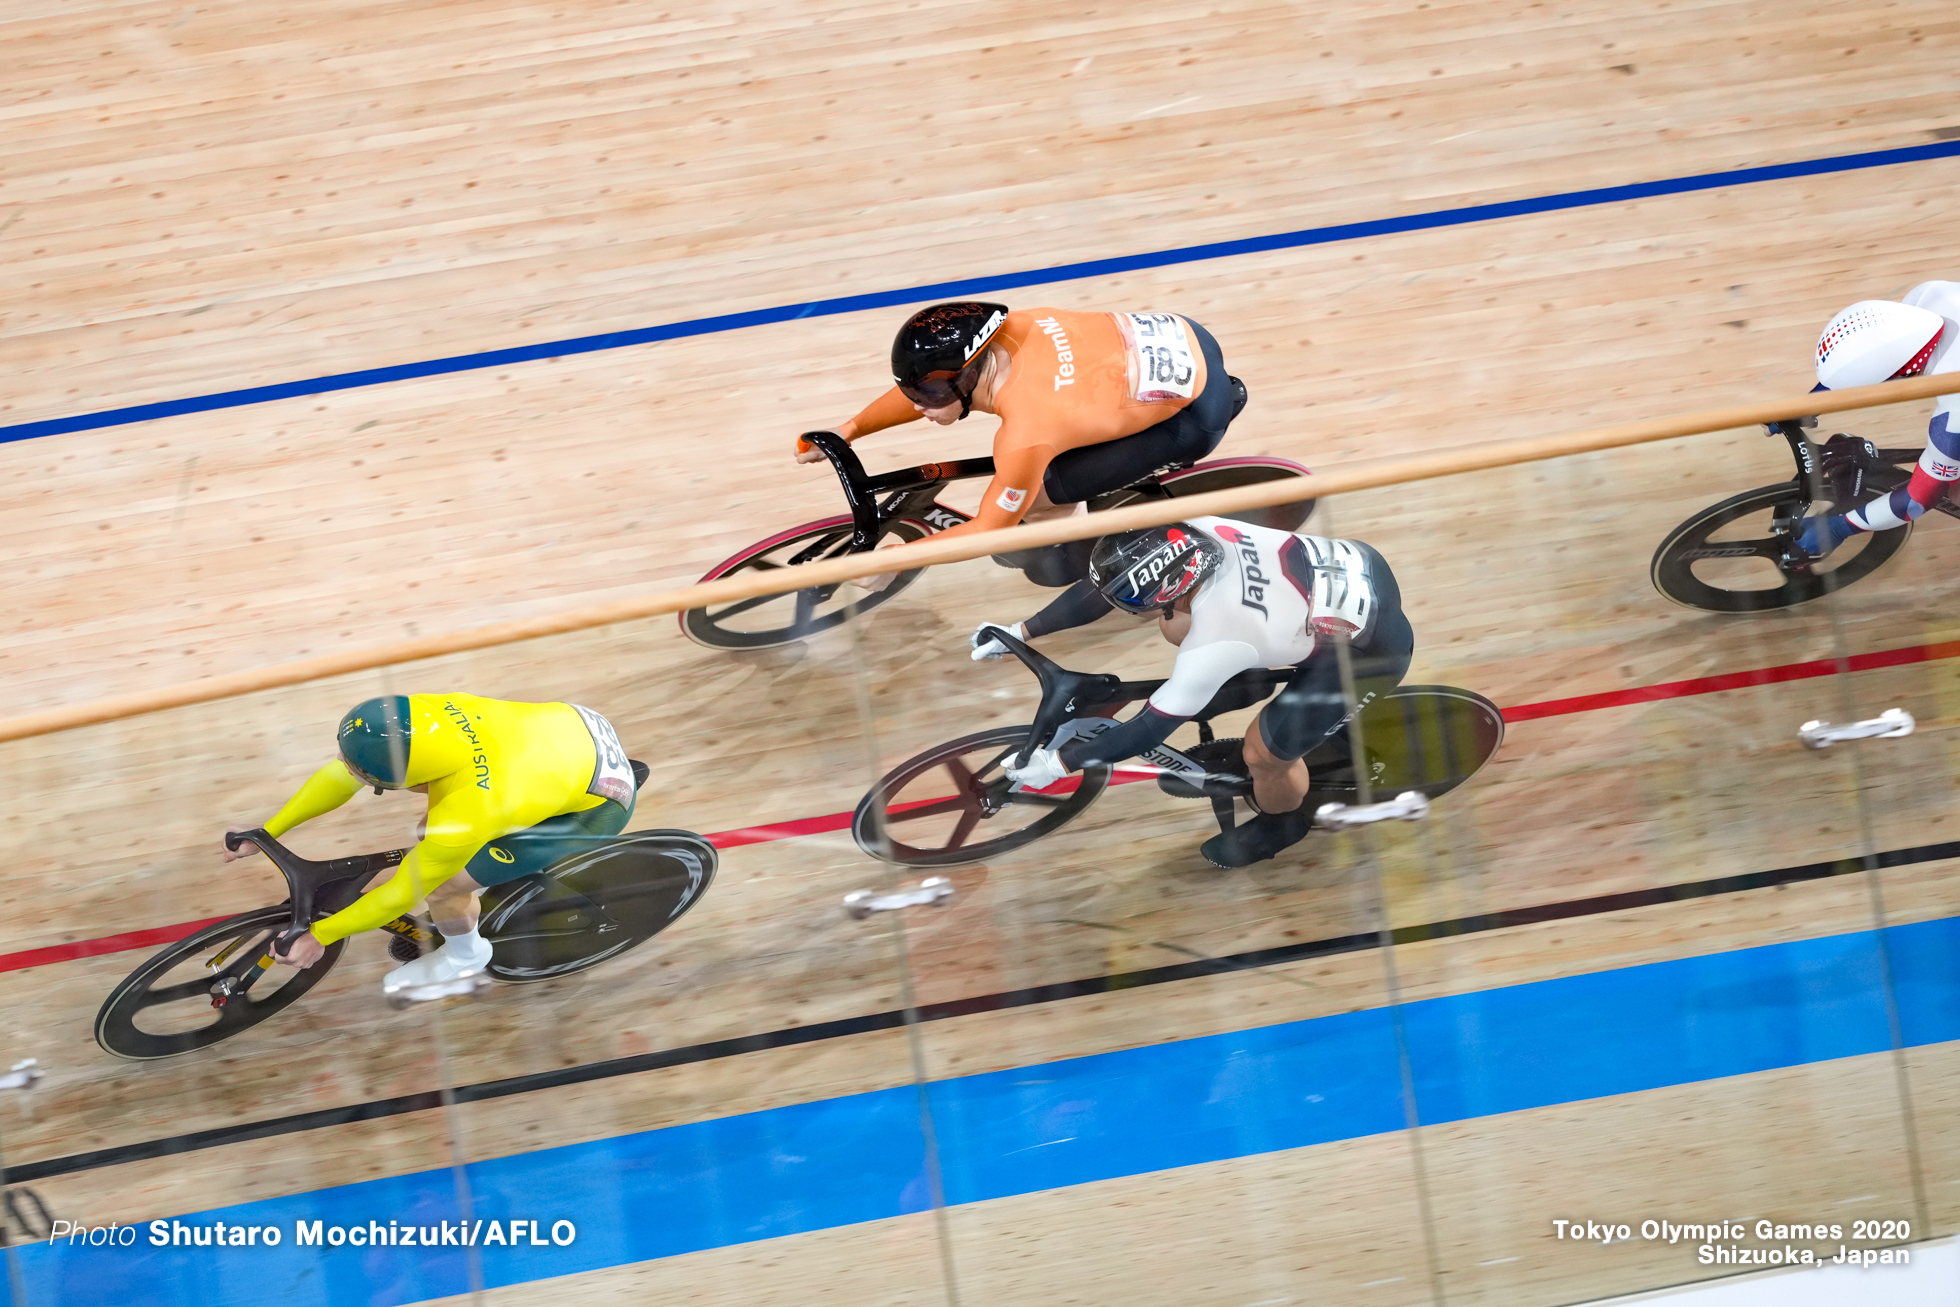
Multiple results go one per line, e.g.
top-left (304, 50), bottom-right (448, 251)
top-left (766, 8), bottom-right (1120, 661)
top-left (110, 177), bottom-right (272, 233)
top-left (267, 693), bottom-right (630, 946)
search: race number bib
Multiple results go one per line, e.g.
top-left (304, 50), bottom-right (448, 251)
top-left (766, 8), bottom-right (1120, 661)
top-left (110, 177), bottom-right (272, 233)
top-left (1119, 312), bottom-right (1199, 402)
top-left (1283, 536), bottom-right (1381, 645)
top-left (571, 704), bottom-right (637, 804)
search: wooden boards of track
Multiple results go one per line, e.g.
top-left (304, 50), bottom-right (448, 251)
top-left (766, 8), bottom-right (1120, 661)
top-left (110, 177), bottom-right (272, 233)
top-left (3, 0), bottom-right (1960, 1303)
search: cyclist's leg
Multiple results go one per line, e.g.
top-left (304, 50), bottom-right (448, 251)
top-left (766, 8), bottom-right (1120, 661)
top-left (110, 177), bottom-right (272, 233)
top-left (464, 793), bottom-right (637, 889)
top-left (1256, 550), bottom-right (1413, 770)
top-left (391, 794), bottom-right (636, 987)
top-left (1207, 549), bottom-right (1413, 867)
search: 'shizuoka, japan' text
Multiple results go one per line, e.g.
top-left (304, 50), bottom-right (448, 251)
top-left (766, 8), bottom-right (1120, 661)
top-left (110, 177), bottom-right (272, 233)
top-left (1551, 1218), bottom-right (1913, 1268)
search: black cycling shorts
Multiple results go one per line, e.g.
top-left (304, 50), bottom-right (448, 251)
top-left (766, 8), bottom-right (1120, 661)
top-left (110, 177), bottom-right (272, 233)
top-left (1253, 543), bottom-right (1415, 762)
top-left (1040, 318), bottom-right (1233, 506)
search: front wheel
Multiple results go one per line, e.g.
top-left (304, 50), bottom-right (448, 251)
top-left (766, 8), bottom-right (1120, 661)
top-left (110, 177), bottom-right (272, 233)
top-left (854, 726), bottom-right (1112, 868)
top-left (95, 907), bottom-right (348, 1060)
top-left (1650, 482), bottom-right (1908, 613)
top-left (680, 516), bottom-right (931, 649)
top-left (478, 831), bottom-right (717, 982)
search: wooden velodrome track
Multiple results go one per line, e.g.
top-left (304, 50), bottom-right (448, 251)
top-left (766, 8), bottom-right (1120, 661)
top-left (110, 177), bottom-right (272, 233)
top-left (3, 0), bottom-right (1960, 1303)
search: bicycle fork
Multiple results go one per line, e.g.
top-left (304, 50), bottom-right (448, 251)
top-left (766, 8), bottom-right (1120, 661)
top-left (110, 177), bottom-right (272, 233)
top-left (203, 932), bottom-right (281, 1008)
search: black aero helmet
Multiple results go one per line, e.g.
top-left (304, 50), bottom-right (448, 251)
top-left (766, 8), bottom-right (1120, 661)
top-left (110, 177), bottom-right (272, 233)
top-left (1089, 523), bottom-right (1225, 616)
top-left (892, 302), bottom-right (1009, 416)
top-left (338, 695), bottom-right (415, 788)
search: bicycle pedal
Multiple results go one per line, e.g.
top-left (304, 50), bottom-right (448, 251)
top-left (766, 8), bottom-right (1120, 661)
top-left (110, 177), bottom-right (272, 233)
top-left (0, 1060), bottom-right (42, 1092)
top-left (843, 877), bottom-right (954, 919)
top-left (385, 970), bottom-right (492, 1009)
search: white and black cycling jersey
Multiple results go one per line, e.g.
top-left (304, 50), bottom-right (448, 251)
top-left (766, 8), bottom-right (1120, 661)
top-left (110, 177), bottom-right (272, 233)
top-left (1146, 516), bottom-right (1382, 718)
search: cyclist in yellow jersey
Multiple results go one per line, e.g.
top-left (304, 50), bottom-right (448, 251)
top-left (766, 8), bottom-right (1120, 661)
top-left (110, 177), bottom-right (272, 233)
top-left (222, 693), bottom-right (638, 993)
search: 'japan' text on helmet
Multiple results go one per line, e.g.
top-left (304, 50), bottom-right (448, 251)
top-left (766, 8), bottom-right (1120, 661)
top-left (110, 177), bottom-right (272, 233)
top-left (892, 302), bottom-right (1009, 416)
top-left (1815, 300), bottom-right (1945, 391)
top-left (338, 695), bottom-right (415, 788)
top-left (1089, 523), bottom-right (1225, 616)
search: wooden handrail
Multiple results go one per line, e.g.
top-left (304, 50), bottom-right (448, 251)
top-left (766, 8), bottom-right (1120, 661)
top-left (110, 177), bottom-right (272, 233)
top-left (4, 371), bottom-right (1956, 744)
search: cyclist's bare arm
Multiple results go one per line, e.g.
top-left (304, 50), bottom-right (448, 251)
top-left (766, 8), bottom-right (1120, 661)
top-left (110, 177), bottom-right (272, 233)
top-left (925, 438), bottom-right (1061, 540)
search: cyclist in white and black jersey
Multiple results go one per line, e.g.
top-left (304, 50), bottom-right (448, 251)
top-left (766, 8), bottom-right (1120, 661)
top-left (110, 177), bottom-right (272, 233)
top-left (972, 516), bottom-right (1415, 868)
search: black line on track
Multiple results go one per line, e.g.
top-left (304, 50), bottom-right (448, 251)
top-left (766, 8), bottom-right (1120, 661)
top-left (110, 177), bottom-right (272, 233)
top-left (19, 837), bottom-right (1958, 1184)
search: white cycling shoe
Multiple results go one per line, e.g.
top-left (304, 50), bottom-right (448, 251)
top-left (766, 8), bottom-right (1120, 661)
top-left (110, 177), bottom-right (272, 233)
top-left (383, 935), bottom-right (492, 996)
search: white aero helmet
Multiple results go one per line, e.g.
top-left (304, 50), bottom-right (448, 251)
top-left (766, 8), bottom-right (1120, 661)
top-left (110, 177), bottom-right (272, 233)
top-left (1815, 299), bottom-right (1945, 390)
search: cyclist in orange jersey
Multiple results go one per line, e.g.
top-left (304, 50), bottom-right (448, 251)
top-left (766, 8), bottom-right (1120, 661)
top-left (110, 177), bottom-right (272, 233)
top-left (796, 302), bottom-right (1247, 586)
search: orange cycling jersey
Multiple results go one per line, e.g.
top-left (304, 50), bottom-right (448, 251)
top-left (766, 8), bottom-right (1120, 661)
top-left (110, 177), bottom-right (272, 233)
top-left (846, 308), bottom-right (1208, 538)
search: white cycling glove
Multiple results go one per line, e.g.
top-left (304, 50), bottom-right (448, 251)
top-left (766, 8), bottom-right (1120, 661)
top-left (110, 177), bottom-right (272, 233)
top-left (970, 621), bottom-right (1027, 661)
top-left (1005, 746), bottom-right (1070, 791)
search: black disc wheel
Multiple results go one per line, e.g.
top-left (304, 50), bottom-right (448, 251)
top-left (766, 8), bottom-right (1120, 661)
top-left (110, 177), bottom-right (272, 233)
top-left (478, 831), bottom-right (717, 982)
top-left (1157, 458), bottom-right (1316, 532)
top-left (1302, 686), bottom-right (1506, 807)
top-left (94, 907), bottom-right (347, 1060)
top-left (1650, 482), bottom-right (1908, 613)
top-left (854, 726), bottom-right (1112, 868)
top-left (681, 517), bottom-right (931, 649)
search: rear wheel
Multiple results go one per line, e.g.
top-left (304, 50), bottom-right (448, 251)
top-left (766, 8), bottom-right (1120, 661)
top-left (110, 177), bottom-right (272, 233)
top-left (95, 907), bottom-right (347, 1060)
top-left (479, 831), bottom-right (717, 982)
top-left (1153, 457), bottom-right (1315, 532)
top-left (854, 726), bottom-right (1112, 868)
top-left (1650, 482), bottom-right (1908, 613)
top-left (1300, 685), bottom-right (1505, 806)
top-left (681, 516), bottom-right (931, 649)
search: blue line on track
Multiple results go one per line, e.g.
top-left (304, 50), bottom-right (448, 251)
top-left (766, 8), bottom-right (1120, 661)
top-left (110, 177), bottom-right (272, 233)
top-left (20, 914), bottom-right (1959, 1305)
top-left (5, 139), bottom-right (1959, 448)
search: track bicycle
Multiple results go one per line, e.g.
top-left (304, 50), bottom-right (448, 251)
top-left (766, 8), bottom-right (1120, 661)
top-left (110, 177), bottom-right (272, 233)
top-left (681, 432), bottom-right (1314, 649)
top-left (94, 763), bottom-right (716, 1059)
top-left (851, 627), bottom-right (1505, 868)
top-left (1650, 419), bottom-right (1958, 612)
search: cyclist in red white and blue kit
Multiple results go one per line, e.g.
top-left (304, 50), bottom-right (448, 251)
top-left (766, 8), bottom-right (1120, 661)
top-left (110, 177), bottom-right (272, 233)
top-left (1797, 283), bottom-right (1960, 557)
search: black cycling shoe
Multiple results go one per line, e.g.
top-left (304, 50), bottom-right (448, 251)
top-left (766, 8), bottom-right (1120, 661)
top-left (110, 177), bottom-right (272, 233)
top-left (1200, 806), bottom-right (1310, 869)
top-left (1228, 375), bottom-right (1248, 422)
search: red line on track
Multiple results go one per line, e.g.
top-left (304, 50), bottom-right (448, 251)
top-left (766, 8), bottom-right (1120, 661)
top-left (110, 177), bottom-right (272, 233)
top-left (0, 918), bottom-right (234, 976)
top-left (1500, 637), bottom-right (1960, 722)
top-left (16, 639), bottom-right (1958, 976)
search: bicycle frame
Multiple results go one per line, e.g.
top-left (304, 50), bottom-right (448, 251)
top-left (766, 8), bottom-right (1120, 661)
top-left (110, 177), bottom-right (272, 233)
top-left (981, 623), bottom-right (1291, 777)
top-left (219, 829), bottom-right (407, 1000)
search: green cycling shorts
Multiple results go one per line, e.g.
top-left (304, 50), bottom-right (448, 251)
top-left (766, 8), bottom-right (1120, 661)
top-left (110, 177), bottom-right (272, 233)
top-left (463, 793), bottom-right (635, 888)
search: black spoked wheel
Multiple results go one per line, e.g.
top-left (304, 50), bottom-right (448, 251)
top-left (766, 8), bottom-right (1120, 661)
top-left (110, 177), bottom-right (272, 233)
top-left (1650, 483), bottom-right (1908, 613)
top-left (1302, 686), bottom-right (1506, 807)
top-left (479, 831), bottom-right (717, 982)
top-left (681, 517), bottom-right (930, 649)
top-left (94, 907), bottom-right (348, 1060)
top-left (853, 726), bottom-right (1112, 868)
